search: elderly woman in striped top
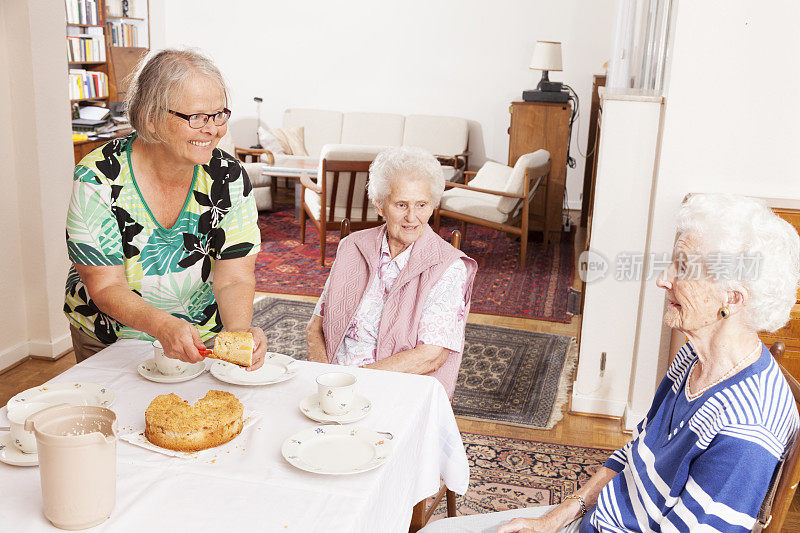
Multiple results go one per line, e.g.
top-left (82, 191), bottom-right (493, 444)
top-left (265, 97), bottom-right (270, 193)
top-left (425, 194), bottom-right (800, 533)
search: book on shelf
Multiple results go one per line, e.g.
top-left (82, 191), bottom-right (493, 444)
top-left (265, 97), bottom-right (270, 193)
top-left (106, 21), bottom-right (139, 47)
top-left (69, 69), bottom-right (108, 100)
top-left (65, 0), bottom-right (100, 26)
top-left (66, 34), bottom-right (106, 62)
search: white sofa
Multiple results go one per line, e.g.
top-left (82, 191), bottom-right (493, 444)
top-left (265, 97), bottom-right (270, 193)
top-left (270, 108), bottom-right (470, 181)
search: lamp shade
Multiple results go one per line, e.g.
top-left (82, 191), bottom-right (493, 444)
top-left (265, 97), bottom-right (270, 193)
top-left (529, 41), bottom-right (563, 71)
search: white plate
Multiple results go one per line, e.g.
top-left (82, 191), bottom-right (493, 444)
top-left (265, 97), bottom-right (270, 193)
top-left (137, 358), bottom-right (206, 383)
top-left (299, 393), bottom-right (372, 424)
top-left (210, 352), bottom-right (299, 386)
top-left (0, 433), bottom-right (38, 467)
top-left (281, 426), bottom-right (392, 475)
top-left (7, 382), bottom-right (114, 410)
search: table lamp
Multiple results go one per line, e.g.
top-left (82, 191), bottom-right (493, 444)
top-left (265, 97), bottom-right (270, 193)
top-left (529, 41), bottom-right (563, 91)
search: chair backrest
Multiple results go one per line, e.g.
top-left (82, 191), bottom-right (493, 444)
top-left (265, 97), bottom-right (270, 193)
top-left (283, 108), bottom-right (343, 158)
top-left (402, 115), bottom-right (468, 156)
top-left (318, 144), bottom-right (388, 223)
top-left (341, 112), bottom-right (405, 146)
top-left (501, 150), bottom-right (551, 214)
top-left (758, 341), bottom-right (800, 531)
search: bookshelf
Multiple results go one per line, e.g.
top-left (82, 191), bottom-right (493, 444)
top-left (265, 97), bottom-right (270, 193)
top-left (66, 0), bottom-right (150, 163)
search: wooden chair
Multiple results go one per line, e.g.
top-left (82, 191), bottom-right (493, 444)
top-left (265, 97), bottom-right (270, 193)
top-left (433, 150), bottom-right (551, 267)
top-left (756, 341), bottom-right (800, 531)
top-left (300, 145), bottom-right (387, 266)
top-left (234, 146), bottom-right (274, 165)
top-left (339, 218), bottom-right (462, 532)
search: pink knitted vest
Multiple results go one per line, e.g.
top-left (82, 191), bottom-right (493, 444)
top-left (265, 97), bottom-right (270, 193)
top-left (322, 224), bottom-right (477, 397)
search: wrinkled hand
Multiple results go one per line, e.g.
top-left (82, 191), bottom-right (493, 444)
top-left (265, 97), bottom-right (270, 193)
top-left (246, 326), bottom-right (267, 371)
top-left (496, 516), bottom-right (556, 533)
top-left (156, 317), bottom-right (206, 363)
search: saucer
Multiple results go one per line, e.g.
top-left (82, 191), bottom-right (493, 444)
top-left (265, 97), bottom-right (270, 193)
top-left (299, 393), bottom-right (371, 424)
top-left (137, 358), bottom-right (205, 383)
top-left (0, 433), bottom-right (38, 467)
top-left (210, 352), bottom-right (299, 386)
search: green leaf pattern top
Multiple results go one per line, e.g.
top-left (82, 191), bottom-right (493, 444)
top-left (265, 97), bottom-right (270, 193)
top-left (64, 133), bottom-right (260, 343)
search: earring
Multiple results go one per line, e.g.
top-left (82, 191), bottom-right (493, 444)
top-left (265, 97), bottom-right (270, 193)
top-left (720, 307), bottom-right (730, 319)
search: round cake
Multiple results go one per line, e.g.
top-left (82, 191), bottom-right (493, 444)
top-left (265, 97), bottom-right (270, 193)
top-left (145, 390), bottom-right (243, 452)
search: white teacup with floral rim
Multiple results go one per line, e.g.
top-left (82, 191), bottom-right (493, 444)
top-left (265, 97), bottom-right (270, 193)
top-left (7, 401), bottom-right (50, 453)
top-left (153, 340), bottom-right (190, 376)
top-left (316, 372), bottom-right (356, 416)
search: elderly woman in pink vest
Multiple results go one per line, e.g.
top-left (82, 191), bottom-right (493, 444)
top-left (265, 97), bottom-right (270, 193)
top-left (305, 147), bottom-right (478, 398)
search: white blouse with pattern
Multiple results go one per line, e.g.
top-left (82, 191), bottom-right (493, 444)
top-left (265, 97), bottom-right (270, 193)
top-left (314, 236), bottom-right (469, 366)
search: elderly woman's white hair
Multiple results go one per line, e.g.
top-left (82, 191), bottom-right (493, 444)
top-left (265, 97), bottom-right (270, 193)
top-left (126, 48), bottom-right (228, 144)
top-left (677, 193), bottom-right (800, 332)
top-left (367, 147), bottom-right (444, 208)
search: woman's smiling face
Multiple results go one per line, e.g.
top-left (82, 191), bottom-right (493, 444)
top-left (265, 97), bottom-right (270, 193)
top-left (159, 74), bottom-right (227, 166)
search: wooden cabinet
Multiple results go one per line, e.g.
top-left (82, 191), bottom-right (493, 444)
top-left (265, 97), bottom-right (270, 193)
top-left (508, 101), bottom-right (570, 243)
top-left (758, 204), bottom-right (800, 379)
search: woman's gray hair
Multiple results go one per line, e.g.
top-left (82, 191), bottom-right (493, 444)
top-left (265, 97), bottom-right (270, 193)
top-left (125, 48), bottom-right (228, 144)
top-left (367, 147), bottom-right (444, 208)
top-left (677, 193), bottom-right (800, 332)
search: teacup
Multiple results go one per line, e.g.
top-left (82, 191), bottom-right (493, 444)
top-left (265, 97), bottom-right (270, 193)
top-left (153, 340), bottom-right (189, 376)
top-left (316, 372), bottom-right (356, 416)
top-left (7, 402), bottom-right (50, 453)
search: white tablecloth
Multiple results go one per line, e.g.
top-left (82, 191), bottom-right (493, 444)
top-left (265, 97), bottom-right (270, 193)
top-left (0, 340), bottom-right (469, 532)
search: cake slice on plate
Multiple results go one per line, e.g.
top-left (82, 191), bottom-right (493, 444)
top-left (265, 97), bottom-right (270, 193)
top-left (210, 331), bottom-right (254, 367)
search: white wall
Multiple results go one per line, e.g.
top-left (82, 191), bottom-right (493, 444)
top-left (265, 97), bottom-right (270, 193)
top-left (0, 1), bottom-right (30, 368)
top-left (151, 0), bottom-right (616, 210)
top-left (627, 0), bottom-right (800, 420)
top-left (0, 0), bottom-right (74, 370)
top-left (573, 0), bottom-right (800, 419)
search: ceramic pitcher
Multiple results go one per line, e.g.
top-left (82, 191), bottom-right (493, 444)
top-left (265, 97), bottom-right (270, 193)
top-left (25, 404), bottom-right (117, 530)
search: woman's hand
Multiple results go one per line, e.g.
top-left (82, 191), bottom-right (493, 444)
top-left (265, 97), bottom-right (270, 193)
top-left (156, 316), bottom-right (206, 363)
top-left (496, 516), bottom-right (556, 533)
top-left (246, 326), bottom-right (267, 371)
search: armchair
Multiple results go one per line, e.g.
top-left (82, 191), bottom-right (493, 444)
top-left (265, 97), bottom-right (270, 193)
top-left (300, 144), bottom-right (388, 265)
top-left (433, 150), bottom-right (551, 267)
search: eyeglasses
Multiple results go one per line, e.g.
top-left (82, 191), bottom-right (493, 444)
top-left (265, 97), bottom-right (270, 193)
top-left (168, 108), bottom-right (231, 129)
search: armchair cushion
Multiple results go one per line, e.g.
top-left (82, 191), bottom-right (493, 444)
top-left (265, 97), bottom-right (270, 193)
top-left (497, 150), bottom-right (550, 214)
top-left (302, 144), bottom-right (388, 222)
top-left (461, 161), bottom-right (514, 212)
top-left (341, 112), bottom-right (404, 146)
top-left (439, 189), bottom-right (509, 224)
top-left (403, 115), bottom-right (468, 156)
top-left (303, 188), bottom-right (381, 222)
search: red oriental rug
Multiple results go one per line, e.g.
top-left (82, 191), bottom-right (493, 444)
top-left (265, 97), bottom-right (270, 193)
top-left (426, 433), bottom-right (612, 520)
top-left (255, 203), bottom-right (574, 322)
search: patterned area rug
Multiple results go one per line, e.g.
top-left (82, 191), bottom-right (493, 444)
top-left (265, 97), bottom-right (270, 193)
top-left (255, 203), bottom-right (574, 322)
top-left (253, 297), bottom-right (576, 429)
top-left (427, 433), bottom-right (612, 520)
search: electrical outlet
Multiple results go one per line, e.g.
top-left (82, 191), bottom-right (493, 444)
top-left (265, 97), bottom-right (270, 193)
top-left (600, 352), bottom-right (607, 377)
top-left (562, 214), bottom-right (571, 232)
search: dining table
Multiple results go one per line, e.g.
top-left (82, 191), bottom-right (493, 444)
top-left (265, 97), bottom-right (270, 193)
top-left (0, 339), bottom-right (470, 532)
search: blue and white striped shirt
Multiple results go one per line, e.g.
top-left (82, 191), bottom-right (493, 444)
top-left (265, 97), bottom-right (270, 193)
top-left (581, 342), bottom-right (799, 532)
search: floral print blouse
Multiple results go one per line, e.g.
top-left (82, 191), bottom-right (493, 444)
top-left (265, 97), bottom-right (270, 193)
top-left (314, 236), bottom-right (469, 366)
top-left (64, 133), bottom-right (261, 343)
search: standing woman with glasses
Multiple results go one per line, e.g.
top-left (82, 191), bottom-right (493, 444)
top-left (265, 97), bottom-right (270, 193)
top-left (64, 48), bottom-right (267, 369)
